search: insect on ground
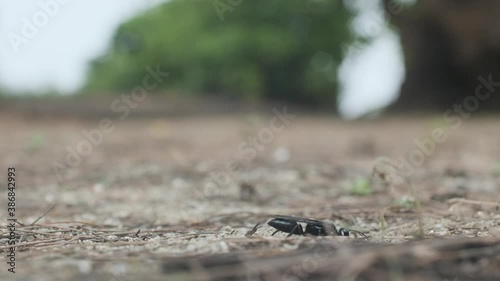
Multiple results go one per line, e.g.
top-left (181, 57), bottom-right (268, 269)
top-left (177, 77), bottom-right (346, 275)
top-left (249, 215), bottom-right (367, 239)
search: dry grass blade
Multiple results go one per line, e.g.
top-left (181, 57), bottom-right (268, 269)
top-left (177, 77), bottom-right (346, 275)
top-left (30, 203), bottom-right (56, 226)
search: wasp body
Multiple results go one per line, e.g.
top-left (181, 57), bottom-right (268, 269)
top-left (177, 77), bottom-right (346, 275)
top-left (267, 215), bottom-right (350, 238)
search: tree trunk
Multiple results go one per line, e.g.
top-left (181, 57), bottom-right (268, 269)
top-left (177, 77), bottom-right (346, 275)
top-left (385, 0), bottom-right (500, 112)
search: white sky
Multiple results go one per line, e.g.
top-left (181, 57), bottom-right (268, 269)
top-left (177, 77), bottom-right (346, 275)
top-left (338, 30), bottom-right (405, 118)
top-left (0, 0), bottom-right (163, 92)
top-left (0, 0), bottom-right (404, 118)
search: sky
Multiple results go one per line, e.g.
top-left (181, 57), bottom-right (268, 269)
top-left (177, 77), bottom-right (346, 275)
top-left (0, 0), bottom-right (404, 118)
top-left (0, 0), bottom-right (163, 92)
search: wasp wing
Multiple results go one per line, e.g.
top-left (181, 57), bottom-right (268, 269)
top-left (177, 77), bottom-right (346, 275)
top-left (272, 215), bottom-right (324, 225)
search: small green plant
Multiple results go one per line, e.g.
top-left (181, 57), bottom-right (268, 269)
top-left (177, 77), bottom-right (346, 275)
top-left (349, 177), bottom-right (373, 196)
top-left (393, 195), bottom-right (417, 209)
top-left (492, 162), bottom-right (500, 175)
top-left (27, 132), bottom-right (46, 153)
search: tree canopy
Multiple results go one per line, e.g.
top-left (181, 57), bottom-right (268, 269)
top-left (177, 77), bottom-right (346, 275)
top-left (84, 0), bottom-right (355, 106)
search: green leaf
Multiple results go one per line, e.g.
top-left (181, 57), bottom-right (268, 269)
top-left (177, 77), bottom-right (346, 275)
top-left (349, 178), bottom-right (373, 196)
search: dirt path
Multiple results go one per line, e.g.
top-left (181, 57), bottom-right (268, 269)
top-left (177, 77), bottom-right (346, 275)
top-left (0, 112), bottom-right (499, 280)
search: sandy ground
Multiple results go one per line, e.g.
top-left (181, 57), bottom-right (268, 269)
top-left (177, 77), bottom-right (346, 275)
top-left (0, 109), bottom-right (499, 280)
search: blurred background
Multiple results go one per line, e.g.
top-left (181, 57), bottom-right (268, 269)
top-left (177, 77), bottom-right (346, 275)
top-left (3, 0), bottom-right (499, 116)
top-left (0, 0), bottom-right (396, 118)
top-left (2, 1), bottom-right (500, 279)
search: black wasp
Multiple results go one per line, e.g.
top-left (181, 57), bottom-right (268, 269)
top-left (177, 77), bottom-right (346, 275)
top-left (266, 215), bottom-right (351, 238)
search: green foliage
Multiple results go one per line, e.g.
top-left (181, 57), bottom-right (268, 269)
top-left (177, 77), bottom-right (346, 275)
top-left (393, 195), bottom-right (417, 210)
top-left (84, 0), bottom-right (355, 106)
top-left (349, 177), bottom-right (373, 196)
top-left (26, 132), bottom-right (46, 154)
top-left (493, 162), bottom-right (500, 175)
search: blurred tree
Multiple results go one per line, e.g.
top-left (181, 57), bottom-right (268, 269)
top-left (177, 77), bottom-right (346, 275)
top-left (385, 0), bottom-right (500, 111)
top-left (84, 0), bottom-right (355, 107)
